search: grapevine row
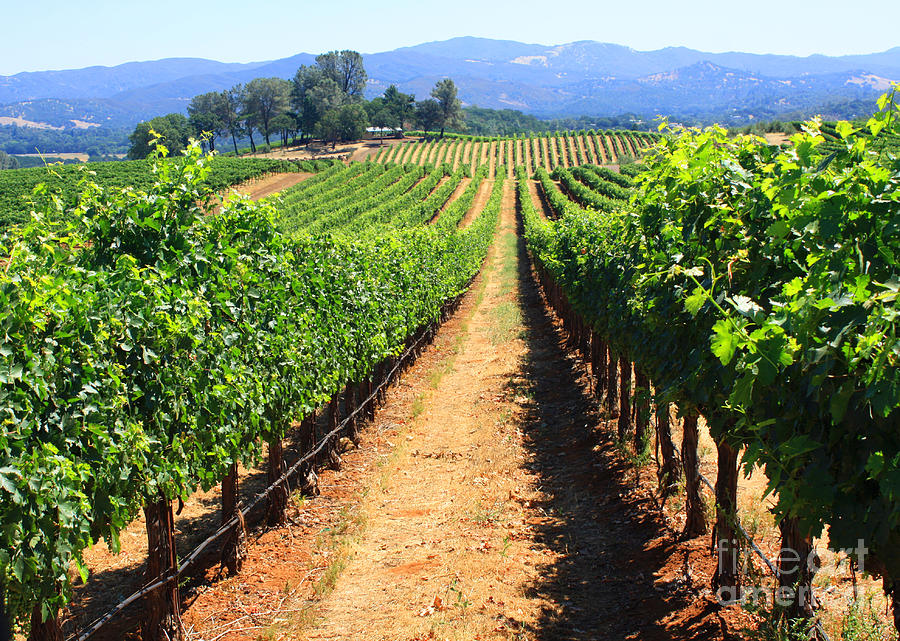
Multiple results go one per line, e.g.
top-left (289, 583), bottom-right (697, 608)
top-left (0, 156), bottom-right (333, 231)
top-left (370, 130), bottom-right (660, 176)
top-left (0, 143), bottom-right (500, 638)
top-left (521, 90), bottom-right (900, 623)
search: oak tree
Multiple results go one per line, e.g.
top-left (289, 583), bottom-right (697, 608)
top-left (431, 79), bottom-right (463, 138)
top-left (128, 113), bottom-right (191, 159)
top-left (315, 50), bottom-right (367, 100)
top-left (243, 77), bottom-right (291, 147)
top-left (415, 99), bottom-right (442, 134)
top-left (187, 91), bottom-right (226, 152)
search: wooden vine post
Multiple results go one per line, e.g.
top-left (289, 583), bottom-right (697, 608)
top-left (375, 362), bottom-right (386, 405)
top-left (28, 604), bottom-right (62, 641)
top-left (569, 312), bottom-right (580, 351)
top-left (777, 517), bottom-right (817, 619)
top-left (654, 395), bottom-right (679, 497)
top-left (590, 332), bottom-right (606, 398)
top-left (713, 439), bottom-right (740, 598)
top-left (681, 413), bottom-right (707, 538)
top-left (617, 357), bottom-right (632, 441)
top-left (326, 396), bottom-right (341, 470)
top-left (606, 349), bottom-right (618, 418)
top-left (299, 413), bottom-right (319, 496)
top-left (365, 374), bottom-right (376, 421)
top-left (578, 316), bottom-right (590, 358)
top-left (345, 382), bottom-right (359, 444)
top-left (266, 432), bottom-right (288, 526)
top-left (384, 356), bottom-right (396, 396)
top-left (142, 497), bottom-right (183, 641)
top-left (634, 370), bottom-right (650, 452)
top-left (221, 462), bottom-right (245, 575)
top-left (357, 380), bottom-right (369, 426)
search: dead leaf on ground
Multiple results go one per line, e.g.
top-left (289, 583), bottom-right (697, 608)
top-left (417, 594), bottom-right (449, 616)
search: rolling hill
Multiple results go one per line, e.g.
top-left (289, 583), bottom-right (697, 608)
top-left (0, 37), bottom-right (898, 129)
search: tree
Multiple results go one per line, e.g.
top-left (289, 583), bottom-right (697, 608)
top-left (383, 85), bottom-right (415, 129)
top-left (307, 79), bottom-right (346, 122)
top-left (415, 99), bottom-right (442, 134)
top-left (431, 78), bottom-right (464, 138)
top-left (218, 85), bottom-right (245, 155)
top-left (291, 66), bottom-right (326, 140)
top-left (0, 150), bottom-right (18, 170)
top-left (291, 68), bottom-right (346, 142)
top-left (337, 104), bottom-right (368, 142)
top-left (315, 51), bottom-right (367, 101)
top-left (296, 76), bottom-right (348, 146)
top-left (128, 113), bottom-right (191, 159)
top-left (243, 77), bottom-right (291, 147)
top-left (364, 96), bottom-right (386, 121)
top-left (315, 104), bottom-right (368, 148)
top-left (291, 52), bottom-right (367, 141)
top-left (187, 91), bottom-right (226, 152)
top-left (270, 112), bottom-right (297, 148)
top-left (315, 110), bottom-right (341, 149)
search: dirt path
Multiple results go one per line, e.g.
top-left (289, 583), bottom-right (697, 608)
top-left (544, 138), bottom-right (556, 169)
top-left (454, 141), bottom-right (465, 171)
top-left (433, 142), bottom-right (448, 166)
top-left (350, 140), bottom-right (405, 163)
top-left (410, 142), bottom-right (425, 165)
top-left (575, 136), bottom-right (588, 165)
top-left (69, 170), bottom-right (743, 641)
top-left (427, 175), bottom-right (452, 200)
top-left (527, 180), bottom-right (553, 221)
top-left (554, 138), bottom-right (566, 168)
top-left (397, 141), bottom-right (415, 164)
top-left (210, 172), bottom-right (314, 213)
top-left (229, 172), bottom-right (314, 201)
top-left (607, 134), bottom-right (621, 162)
top-left (290, 183), bottom-right (721, 641)
top-left (577, 135), bottom-right (594, 165)
top-left (428, 142), bottom-right (439, 165)
top-left (459, 179), bottom-right (494, 228)
top-left (436, 178), bottom-right (472, 217)
top-left (593, 135), bottom-right (608, 163)
top-left (488, 141), bottom-right (497, 179)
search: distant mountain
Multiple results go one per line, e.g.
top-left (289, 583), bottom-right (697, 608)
top-left (0, 58), bottom-right (268, 103)
top-left (0, 37), bottom-right (898, 131)
top-left (388, 37), bottom-right (900, 80)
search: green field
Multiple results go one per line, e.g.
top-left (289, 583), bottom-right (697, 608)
top-left (0, 156), bottom-right (334, 230)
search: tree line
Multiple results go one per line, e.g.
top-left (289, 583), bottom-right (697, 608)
top-left (128, 50), bottom-right (463, 159)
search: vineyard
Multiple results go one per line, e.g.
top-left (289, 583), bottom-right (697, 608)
top-left (272, 161), bottom-right (487, 236)
top-left (3, 90), bottom-right (900, 641)
top-left (368, 129), bottom-right (658, 177)
top-left (520, 92), bottom-right (900, 633)
top-left (0, 156), bottom-right (335, 231)
top-left (0, 142), bottom-right (502, 639)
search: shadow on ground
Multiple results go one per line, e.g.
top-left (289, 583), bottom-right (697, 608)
top-left (508, 214), bottom-right (724, 640)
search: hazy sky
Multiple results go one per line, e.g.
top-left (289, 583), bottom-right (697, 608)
top-left (3, 0), bottom-right (898, 75)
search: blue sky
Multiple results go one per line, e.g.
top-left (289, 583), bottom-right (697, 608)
top-left (3, 0), bottom-right (898, 75)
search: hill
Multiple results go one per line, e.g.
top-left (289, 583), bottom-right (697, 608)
top-left (0, 37), bottom-right (897, 132)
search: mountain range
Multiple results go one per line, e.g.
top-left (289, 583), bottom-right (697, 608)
top-left (1, 37), bottom-right (898, 130)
